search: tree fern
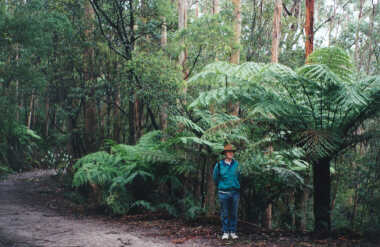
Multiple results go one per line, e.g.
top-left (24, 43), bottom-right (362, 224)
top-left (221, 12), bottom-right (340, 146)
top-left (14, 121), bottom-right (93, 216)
top-left (189, 47), bottom-right (380, 160)
top-left (305, 47), bottom-right (354, 82)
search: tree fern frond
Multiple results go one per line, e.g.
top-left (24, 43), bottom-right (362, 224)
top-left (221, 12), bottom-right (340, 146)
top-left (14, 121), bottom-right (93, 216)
top-left (233, 62), bottom-right (267, 81)
top-left (204, 118), bottom-right (243, 135)
top-left (265, 166), bottom-right (304, 185)
top-left (179, 136), bottom-right (223, 151)
top-left (171, 116), bottom-right (205, 134)
top-left (306, 47), bottom-right (354, 82)
top-left (187, 61), bottom-right (238, 86)
top-left (189, 86), bottom-right (240, 109)
top-left (136, 130), bottom-right (163, 148)
top-left (73, 151), bottom-right (119, 169)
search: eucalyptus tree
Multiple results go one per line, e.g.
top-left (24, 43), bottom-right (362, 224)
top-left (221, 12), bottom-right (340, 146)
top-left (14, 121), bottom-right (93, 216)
top-left (89, 0), bottom-right (171, 144)
top-left (188, 47), bottom-right (380, 235)
top-left (305, 0), bottom-right (315, 59)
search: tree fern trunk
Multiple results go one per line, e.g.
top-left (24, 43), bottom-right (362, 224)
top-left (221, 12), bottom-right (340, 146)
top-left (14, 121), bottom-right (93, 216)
top-left (313, 157), bottom-right (331, 235)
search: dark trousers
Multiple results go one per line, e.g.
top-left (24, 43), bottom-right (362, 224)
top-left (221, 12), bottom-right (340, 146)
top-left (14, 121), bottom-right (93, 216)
top-left (218, 190), bottom-right (240, 233)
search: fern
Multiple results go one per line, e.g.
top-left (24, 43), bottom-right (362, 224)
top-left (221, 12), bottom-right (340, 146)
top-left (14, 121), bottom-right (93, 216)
top-left (72, 151), bottom-right (122, 187)
top-left (171, 116), bottom-right (205, 134)
top-left (180, 195), bottom-right (206, 220)
top-left (71, 131), bottom-right (187, 215)
top-left (189, 48), bottom-right (380, 160)
top-left (305, 46), bottom-right (354, 82)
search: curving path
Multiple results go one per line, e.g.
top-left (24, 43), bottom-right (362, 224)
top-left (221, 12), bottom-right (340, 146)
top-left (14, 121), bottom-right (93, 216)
top-left (0, 170), bottom-right (203, 247)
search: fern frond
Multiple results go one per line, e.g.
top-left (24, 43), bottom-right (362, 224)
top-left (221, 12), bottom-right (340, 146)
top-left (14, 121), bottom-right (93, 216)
top-left (306, 47), bottom-right (354, 82)
top-left (179, 136), bottom-right (223, 152)
top-left (187, 61), bottom-right (238, 86)
top-left (136, 130), bottom-right (163, 148)
top-left (171, 116), bottom-right (205, 134)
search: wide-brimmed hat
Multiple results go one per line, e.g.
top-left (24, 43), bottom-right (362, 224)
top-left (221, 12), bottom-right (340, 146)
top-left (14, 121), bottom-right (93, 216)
top-left (221, 144), bottom-right (237, 154)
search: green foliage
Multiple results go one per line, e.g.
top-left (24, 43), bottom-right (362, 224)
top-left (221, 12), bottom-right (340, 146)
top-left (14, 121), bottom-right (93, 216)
top-left (127, 50), bottom-right (182, 109)
top-left (0, 119), bottom-right (42, 171)
top-left (0, 164), bottom-right (13, 178)
top-left (305, 47), bottom-right (354, 82)
top-left (171, 13), bottom-right (234, 70)
top-left (72, 151), bottom-right (122, 187)
top-left (180, 195), bottom-right (206, 221)
top-left (189, 48), bottom-right (380, 161)
top-left (72, 131), bottom-right (189, 215)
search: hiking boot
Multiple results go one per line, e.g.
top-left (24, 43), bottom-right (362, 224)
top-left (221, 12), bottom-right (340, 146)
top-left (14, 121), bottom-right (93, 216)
top-left (230, 232), bottom-right (238, 239)
top-left (221, 232), bottom-right (229, 240)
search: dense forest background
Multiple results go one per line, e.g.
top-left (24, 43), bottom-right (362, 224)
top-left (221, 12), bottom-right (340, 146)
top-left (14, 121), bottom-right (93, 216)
top-left (1, 0), bottom-right (379, 239)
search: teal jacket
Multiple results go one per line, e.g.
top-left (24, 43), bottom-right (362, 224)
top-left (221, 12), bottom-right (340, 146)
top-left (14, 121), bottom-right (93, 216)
top-left (212, 159), bottom-right (240, 190)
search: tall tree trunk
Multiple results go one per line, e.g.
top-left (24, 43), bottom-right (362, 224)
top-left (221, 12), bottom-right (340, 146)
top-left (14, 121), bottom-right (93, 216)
top-left (113, 84), bottom-right (121, 142)
top-left (264, 0), bottom-right (283, 228)
top-left (305, 0), bottom-right (314, 61)
top-left (195, 0), bottom-right (199, 17)
top-left (212, 0), bottom-right (219, 14)
top-left (230, 0), bottom-right (241, 64)
top-left (328, 0), bottom-right (336, 46)
top-left (45, 96), bottom-right (49, 137)
top-left (128, 0), bottom-right (137, 145)
top-left (160, 17), bottom-right (168, 130)
top-left (213, 0), bottom-right (220, 61)
top-left (128, 88), bottom-right (136, 145)
top-left (132, 10), bottom-right (143, 141)
top-left (83, 0), bottom-right (97, 152)
top-left (15, 44), bottom-right (20, 121)
top-left (178, 0), bottom-right (188, 77)
top-left (27, 93), bottom-right (34, 129)
top-left (354, 0), bottom-right (365, 69)
top-left (228, 0), bottom-right (241, 116)
top-left (271, 0), bottom-right (282, 63)
top-left (366, 0), bottom-right (377, 74)
top-left (313, 157), bottom-right (331, 235)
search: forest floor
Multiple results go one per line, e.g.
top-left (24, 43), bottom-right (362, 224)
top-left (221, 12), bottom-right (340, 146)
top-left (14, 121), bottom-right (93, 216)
top-left (0, 169), bottom-right (378, 247)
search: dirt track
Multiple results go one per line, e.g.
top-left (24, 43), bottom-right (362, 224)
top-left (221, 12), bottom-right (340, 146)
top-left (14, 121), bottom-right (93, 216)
top-left (1, 170), bottom-right (378, 247)
top-left (0, 170), bottom-right (206, 247)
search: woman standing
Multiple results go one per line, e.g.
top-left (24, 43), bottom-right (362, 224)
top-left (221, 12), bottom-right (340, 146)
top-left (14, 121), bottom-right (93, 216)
top-left (213, 144), bottom-right (240, 240)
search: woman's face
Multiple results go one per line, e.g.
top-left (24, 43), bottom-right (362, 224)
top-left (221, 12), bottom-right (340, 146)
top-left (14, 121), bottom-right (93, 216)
top-left (225, 151), bottom-right (234, 159)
